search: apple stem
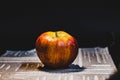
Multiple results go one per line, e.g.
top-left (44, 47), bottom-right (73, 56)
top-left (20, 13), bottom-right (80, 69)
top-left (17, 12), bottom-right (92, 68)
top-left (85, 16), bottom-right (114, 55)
top-left (55, 32), bottom-right (58, 37)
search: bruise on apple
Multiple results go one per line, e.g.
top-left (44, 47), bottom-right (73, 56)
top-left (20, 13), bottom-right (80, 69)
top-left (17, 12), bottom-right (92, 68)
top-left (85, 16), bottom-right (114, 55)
top-left (35, 39), bottom-right (49, 54)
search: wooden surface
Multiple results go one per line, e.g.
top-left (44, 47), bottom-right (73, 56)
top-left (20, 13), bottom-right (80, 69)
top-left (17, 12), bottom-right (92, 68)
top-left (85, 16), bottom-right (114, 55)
top-left (0, 47), bottom-right (117, 80)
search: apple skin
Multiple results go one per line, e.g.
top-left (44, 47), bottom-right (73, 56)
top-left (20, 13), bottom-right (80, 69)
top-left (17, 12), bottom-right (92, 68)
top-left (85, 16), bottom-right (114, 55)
top-left (35, 31), bottom-right (78, 68)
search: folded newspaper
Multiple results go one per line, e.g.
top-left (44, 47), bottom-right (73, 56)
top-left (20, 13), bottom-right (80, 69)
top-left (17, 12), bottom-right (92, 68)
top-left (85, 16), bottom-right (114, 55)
top-left (0, 47), bottom-right (117, 80)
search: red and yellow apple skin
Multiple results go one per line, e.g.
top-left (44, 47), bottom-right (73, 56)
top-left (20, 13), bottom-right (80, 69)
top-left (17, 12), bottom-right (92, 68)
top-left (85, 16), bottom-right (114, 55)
top-left (35, 31), bottom-right (78, 68)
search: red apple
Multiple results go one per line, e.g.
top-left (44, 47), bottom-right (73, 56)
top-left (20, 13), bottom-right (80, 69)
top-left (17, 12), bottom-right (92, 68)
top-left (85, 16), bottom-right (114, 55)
top-left (35, 31), bottom-right (78, 68)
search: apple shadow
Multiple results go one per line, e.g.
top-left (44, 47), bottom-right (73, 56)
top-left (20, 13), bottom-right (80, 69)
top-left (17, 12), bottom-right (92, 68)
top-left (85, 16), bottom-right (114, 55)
top-left (38, 64), bottom-right (86, 73)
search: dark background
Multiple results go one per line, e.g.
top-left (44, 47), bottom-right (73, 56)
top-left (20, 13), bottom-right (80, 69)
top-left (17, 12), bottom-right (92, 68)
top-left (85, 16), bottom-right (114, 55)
top-left (0, 8), bottom-right (120, 68)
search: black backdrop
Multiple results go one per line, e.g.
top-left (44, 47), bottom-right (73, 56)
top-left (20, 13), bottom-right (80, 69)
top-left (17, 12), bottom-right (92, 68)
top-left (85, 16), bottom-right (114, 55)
top-left (0, 8), bottom-right (120, 68)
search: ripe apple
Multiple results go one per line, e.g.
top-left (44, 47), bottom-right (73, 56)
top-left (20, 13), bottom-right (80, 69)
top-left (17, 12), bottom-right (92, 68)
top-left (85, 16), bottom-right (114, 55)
top-left (35, 31), bottom-right (78, 68)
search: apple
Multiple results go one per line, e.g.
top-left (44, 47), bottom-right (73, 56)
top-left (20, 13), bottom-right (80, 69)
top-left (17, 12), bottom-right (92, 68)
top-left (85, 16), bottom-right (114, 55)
top-left (35, 31), bottom-right (78, 68)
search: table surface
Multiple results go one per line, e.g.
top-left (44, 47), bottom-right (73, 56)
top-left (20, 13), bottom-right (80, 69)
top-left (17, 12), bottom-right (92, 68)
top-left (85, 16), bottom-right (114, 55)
top-left (0, 47), bottom-right (117, 80)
